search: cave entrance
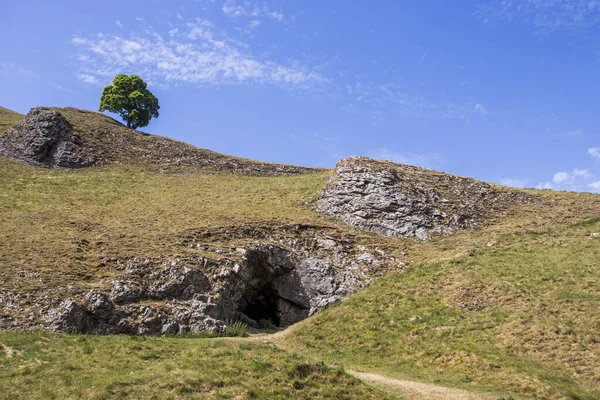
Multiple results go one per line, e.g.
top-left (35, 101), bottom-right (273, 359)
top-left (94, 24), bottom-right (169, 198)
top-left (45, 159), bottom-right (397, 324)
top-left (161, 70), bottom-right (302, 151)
top-left (241, 285), bottom-right (281, 327)
top-left (235, 247), bottom-right (310, 328)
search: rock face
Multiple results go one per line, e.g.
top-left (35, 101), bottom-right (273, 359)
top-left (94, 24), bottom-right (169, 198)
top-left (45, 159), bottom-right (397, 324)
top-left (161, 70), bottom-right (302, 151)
top-left (0, 108), bottom-right (97, 168)
top-left (316, 157), bottom-right (536, 239)
top-left (36, 225), bottom-right (401, 335)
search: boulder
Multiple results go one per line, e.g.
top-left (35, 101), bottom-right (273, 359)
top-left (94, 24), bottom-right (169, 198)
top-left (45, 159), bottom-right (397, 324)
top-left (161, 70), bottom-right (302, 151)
top-left (0, 107), bottom-right (97, 168)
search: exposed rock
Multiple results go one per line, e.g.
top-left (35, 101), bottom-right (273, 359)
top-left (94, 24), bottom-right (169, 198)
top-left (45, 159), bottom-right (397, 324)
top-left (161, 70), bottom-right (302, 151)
top-left (316, 157), bottom-right (537, 239)
top-left (0, 108), bottom-right (97, 168)
top-left (39, 225), bottom-right (402, 335)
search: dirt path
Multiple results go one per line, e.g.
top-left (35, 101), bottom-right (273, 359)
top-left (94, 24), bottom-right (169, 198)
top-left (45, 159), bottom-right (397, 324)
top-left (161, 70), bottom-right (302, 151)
top-left (238, 329), bottom-right (497, 400)
top-left (348, 370), bottom-right (496, 400)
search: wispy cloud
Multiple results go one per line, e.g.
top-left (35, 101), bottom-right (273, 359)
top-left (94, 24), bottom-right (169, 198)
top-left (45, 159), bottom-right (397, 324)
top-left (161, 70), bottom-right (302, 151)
top-left (476, 0), bottom-right (600, 34)
top-left (76, 73), bottom-right (101, 86)
top-left (222, 1), bottom-right (285, 22)
top-left (367, 147), bottom-right (443, 169)
top-left (0, 63), bottom-right (39, 80)
top-left (71, 21), bottom-right (325, 89)
top-left (346, 80), bottom-right (488, 121)
top-left (590, 180), bottom-right (600, 190)
top-left (589, 147), bottom-right (600, 158)
top-left (500, 178), bottom-right (528, 188)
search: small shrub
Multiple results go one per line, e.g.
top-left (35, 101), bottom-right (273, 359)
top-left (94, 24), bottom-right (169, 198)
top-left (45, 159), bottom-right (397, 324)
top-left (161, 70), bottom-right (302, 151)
top-left (316, 361), bottom-right (328, 374)
top-left (286, 361), bottom-right (314, 379)
top-left (223, 320), bottom-right (249, 338)
top-left (258, 318), bottom-right (277, 330)
top-left (460, 375), bottom-right (473, 383)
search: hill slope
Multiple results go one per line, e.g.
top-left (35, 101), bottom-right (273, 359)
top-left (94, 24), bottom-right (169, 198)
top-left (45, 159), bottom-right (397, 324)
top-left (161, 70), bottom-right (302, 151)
top-left (0, 106), bottom-right (23, 133)
top-left (0, 105), bottom-right (599, 399)
top-left (0, 107), bottom-right (317, 174)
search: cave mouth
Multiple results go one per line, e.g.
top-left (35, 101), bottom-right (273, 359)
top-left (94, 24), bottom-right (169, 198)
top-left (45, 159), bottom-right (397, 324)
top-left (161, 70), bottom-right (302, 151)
top-left (236, 247), bottom-right (311, 328)
top-left (241, 285), bottom-right (281, 327)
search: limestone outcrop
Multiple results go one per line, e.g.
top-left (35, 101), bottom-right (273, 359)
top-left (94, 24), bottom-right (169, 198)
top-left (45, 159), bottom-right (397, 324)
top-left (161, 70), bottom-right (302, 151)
top-left (0, 108), bottom-right (98, 168)
top-left (15, 225), bottom-right (401, 335)
top-left (316, 157), bottom-right (536, 239)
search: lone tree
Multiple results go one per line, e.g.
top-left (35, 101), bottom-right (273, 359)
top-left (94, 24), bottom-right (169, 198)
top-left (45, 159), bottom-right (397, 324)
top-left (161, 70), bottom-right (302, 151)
top-left (99, 74), bottom-right (159, 129)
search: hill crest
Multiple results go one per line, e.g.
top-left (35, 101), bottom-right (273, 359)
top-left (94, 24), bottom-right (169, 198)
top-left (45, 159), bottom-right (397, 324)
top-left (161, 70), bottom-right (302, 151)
top-left (0, 106), bottom-right (318, 175)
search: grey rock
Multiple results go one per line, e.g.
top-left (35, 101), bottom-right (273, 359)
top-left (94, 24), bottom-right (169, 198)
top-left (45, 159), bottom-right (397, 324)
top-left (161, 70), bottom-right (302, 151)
top-left (0, 108), bottom-right (97, 168)
top-left (34, 227), bottom-right (403, 335)
top-left (316, 157), bottom-right (537, 239)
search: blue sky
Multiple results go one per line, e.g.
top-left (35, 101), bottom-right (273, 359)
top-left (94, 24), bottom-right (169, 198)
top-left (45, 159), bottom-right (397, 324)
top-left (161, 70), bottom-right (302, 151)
top-left (2, 0), bottom-right (600, 192)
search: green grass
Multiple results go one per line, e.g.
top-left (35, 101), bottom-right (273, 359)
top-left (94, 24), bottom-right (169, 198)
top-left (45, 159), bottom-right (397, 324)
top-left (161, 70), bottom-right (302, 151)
top-left (0, 332), bottom-right (394, 399)
top-left (282, 216), bottom-right (600, 399)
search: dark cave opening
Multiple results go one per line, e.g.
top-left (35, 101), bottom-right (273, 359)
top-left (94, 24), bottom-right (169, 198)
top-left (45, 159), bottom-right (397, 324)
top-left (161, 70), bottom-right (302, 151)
top-left (241, 285), bottom-right (281, 326)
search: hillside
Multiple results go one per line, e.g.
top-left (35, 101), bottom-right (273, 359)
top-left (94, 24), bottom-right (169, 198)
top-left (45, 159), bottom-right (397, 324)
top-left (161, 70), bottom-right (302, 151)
top-left (0, 106), bottom-right (23, 133)
top-left (0, 107), bottom-right (317, 174)
top-left (0, 106), bottom-right (599, 399)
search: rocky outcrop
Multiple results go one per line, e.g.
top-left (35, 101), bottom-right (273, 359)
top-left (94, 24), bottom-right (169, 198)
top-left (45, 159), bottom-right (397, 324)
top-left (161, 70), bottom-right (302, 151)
top-left (0, 108), bottom-right (97, 168)
top-left (316, 157), bottom-right (537, 239)
top-left (34, 226), bottom-right (401, 335)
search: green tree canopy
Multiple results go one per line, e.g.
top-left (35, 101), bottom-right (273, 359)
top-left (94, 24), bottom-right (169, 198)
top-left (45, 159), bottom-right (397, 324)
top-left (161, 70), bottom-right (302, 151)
top-left (99, 74), bottom-right (159, 129)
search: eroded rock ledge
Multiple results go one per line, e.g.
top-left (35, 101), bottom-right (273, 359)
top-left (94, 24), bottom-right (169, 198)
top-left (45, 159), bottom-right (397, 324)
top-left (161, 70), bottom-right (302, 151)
top-left (0, 225), bottom-right (401, 335)
top-left (316, 157), bottom-right (537, 239)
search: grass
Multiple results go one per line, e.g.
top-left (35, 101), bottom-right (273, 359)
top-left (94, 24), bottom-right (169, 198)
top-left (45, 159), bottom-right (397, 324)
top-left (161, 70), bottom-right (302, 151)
top-left (0, 106), bottom-right (23, 133)
top-left (0, 332), bottom-right (395, 399)
top-left (0, 156), bottom-right (331, 297)
top-left (2, 105), bottom-right (600, 398)
top-left (281, 215), bottom-right (600, 399)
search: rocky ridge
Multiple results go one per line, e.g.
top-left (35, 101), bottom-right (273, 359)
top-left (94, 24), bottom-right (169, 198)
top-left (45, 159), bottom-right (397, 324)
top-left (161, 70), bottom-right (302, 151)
top-left (316, 157), bottom-right (538, 239)
top-left (0, 107), bottom-right (319, 176)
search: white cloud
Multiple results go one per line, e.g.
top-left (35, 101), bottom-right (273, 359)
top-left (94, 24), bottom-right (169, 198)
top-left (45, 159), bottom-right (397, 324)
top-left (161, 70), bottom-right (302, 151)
top-left (501, 178), bottom-right (528, 188)
top-left (553, 171), bottom-right (571, 184)
top-left (249, 20), bottom-right (260, 29)
top-left (476, 0), bottom-right (600, 34)
top-left (222, 1), bottom-right (284, 22)
top-left (474, 103), bottom-right (488, 115)
top-left (589, 181), bottom-right (600, 191)
top-left (538, 166), bottom-right (598, 192)
top-left (76, 73), bottom-right (101, 86)
top-left (115, 20), bottom-right (123, 28)
top-left (269, 11), bottom-right (284, 22)
top-left (573, 168), bottom-right (591, 179)
top-left (589, 147), bottom-right (600, 158)
top-left (367, 148), bottom-right (443, 169)
top-left (71, 22), bottom-right (325, 89)
top-left (536, 182), bottom-right (554, 190)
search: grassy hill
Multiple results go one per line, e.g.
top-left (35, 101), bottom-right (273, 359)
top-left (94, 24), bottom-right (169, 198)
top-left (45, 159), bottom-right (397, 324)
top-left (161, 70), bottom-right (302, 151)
top-left (0, 106), bottom-right (23, 133)
top-left (0, 106), bottom-right (599, 399)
